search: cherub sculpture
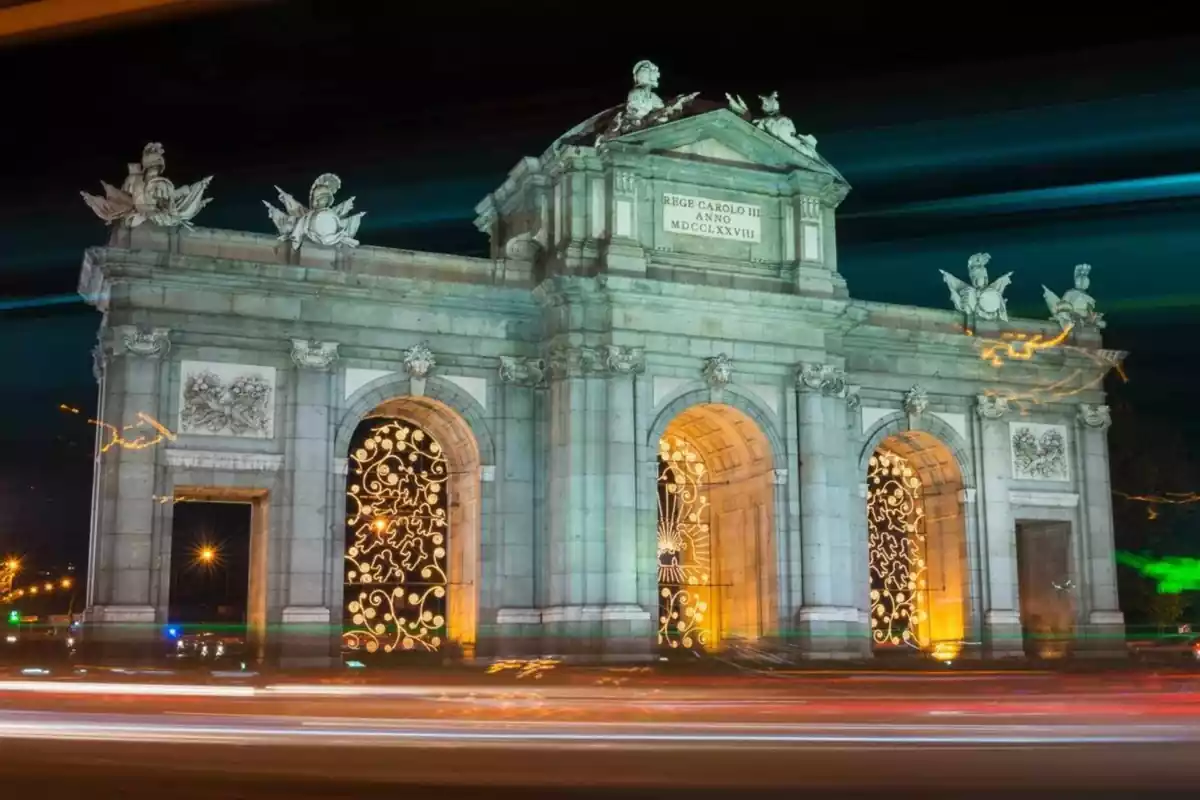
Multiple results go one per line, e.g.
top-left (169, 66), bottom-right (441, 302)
top-left (81, 143), bottom-right (213, 229)
top-left (264, 173), bottom-right (365, 249)
top-left (940, 252), bottom-right (1012, 322)
top-left (727, 91), bottom-right (819, 158)
top-left (1043, 264), bottom-right (1104, 330)
top-left (598, 60), bottom-right (699, 143)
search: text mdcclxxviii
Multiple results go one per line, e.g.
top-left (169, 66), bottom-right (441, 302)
top-left (343, 420), bottom-right (449, 654)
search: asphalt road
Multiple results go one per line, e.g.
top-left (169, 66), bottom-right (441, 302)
top-left (1, 671), bottom-right (1198, 797)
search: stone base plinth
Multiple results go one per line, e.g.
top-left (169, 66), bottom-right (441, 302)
top-left (792, 606), bottom-right (872, 660)
top-left (982, 610), bottom-right (1026, 659)
top-left (1074, 610), bottom-right (1128, 659)
top-left (276, 606), bottom-right (335, 668)
top-left (82, 604), bottom-right (162, 664)
top-left (540, 605), bottom-right (655, 661)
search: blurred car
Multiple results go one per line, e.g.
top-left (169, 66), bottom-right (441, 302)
top-left (1128, 633), bottom-right (1200, 662)
top-left (171, 631), bottom-right (243, 662)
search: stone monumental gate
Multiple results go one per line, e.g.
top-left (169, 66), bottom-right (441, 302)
top-left (78, 62), bottom-right (1125, 665)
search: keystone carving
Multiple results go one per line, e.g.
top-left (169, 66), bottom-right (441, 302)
top-left (903, 384), bottom-right (929, 417)
top-left (402, 342), bottom-right (435, 379)
top-left (702, 353), bottom-right (733, 389)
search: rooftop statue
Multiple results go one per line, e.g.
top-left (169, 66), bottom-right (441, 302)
top-left (727, 91), bottom-right (819, 158)
top-left (264, 173), bottom-right (365, 249)
top-left (81, 143), bottom-right (213, 229)
top-left (940, 252), bottom-right (1012, 322)
top-left (1044, 264), bottom-right (1105, 330)
top-left (597, 60), bottom-right (699, 144)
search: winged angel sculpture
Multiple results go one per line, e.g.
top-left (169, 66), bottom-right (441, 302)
top-left (80, 143), bottom-right (212, 229)
top-left (1043, 264), bottom-right (1104, 330)
top-left (264, 173), bottom-right (365, 249)
top-left (940, 252), bottom-right (1012, 322)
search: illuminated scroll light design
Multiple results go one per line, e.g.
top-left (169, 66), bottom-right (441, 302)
top-left (61, 404), bottom-right (177, 452)
top-left (343, 420), bottom-right (448, 654)
top-left (972, 325), bottom-right (1127, 414)
top-left (657, 436), bottom-right (712, 652)
top-left (1114, 490), bottom-right (1200, 522)
top-left (867, 449), bottom-right (927, 648)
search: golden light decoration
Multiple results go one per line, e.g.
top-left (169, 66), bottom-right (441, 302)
top-left (867, 449), bottom-right (928, 649)
top-left (343, 420), bottom-right (449, 655)
top-left (972, 325), bottom-right (1127, 414)
top-left (656, 435), bottom-right (712, 652)
top-left (190, 540), bottom-right (223, 572)
top-left (62, 403), bottom-right (177, 453)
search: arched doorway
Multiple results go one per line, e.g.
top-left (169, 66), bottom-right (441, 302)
top-left (866, 431), bottom-right (967, 660)
top-left (656, 403), bottom-right (777, 654)
top-left (341, 396), bottom-right (481, 657)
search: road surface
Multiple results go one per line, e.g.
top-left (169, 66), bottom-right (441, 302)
top-left (0, 668), bottom-right (1198, 796)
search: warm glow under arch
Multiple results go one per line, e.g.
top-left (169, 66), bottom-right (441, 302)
top-left (655, 402), bottom-right (777, 654)
top-left (341, 396), bottom-right (481, 657)
top-left (866, 430), bottom-right (968, 659)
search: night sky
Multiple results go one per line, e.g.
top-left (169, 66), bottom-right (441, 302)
top-left (1, 4), bottom-right (1198, 615)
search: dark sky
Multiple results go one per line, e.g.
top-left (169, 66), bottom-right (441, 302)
top-left (1, 2), bottom-right (1198, 579)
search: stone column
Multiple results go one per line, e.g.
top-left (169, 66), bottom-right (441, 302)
top-left (280, 339), bottom-right (338, 666)
top-left (793, 363), bottom-right (864, 658)
top-left (600, 346), bottom-right (651, 657)
top-left (1075, 403), bottom-right (1125, 655)
top-left (542, 345), bottom-right (608, 655)
top-left (489, 357), bottom-right (545, 658)
top-left (974, 395), bottom-right (1023, 658)
top-left (85, 325), bottom-right (171, 660)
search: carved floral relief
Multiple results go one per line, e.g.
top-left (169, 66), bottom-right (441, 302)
top-left (1009, 422), bottom-right (1070, 482)
top-left (178, 361), bottom-right (276, 438)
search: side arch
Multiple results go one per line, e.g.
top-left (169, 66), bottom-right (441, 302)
top-left (860, 411), bottom-right (973, 657)
top-left (858, 411), bottom-right (974, 488)
top-left (335, 373), bottom-right (496, 654)
top-left (336, 374), bottom-right (496, 465)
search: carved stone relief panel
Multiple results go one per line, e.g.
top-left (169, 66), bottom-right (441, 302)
top-left (178, 360), bottom-right (276, 439)
top-left (1009, 421), bottom-right (1070, 482)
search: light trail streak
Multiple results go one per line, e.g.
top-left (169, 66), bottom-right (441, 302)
top-left (0, 712), bottom-right (1194, 747)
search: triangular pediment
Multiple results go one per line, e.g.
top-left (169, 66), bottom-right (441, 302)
top-left (611, 108), bottom-right (846, 183)
top-left (668, 137), bottom-right (753, 163)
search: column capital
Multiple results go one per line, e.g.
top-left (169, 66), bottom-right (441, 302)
top-left (290, 339), bottom-right (339, 370)
top-left (599, 344), bottom-right (645, 376)
top-left (796, 362), bottom-right (846, 396)
top-left (1077, 403), bottom-right (1112, 430)
top-left (112, 324), bottom-right (170, 358)
top-left (498, 355), bottom-right (547, 387)
top-left (975, 393), bottom-right (1009, 421)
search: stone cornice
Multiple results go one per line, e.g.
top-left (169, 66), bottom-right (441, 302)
top-left (86, 247), bottom-right (539, 319)
top-left (165, 449), bottom-right (283, 472)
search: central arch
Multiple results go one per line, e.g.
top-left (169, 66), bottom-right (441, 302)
top-left (340, 395), bottom-right (482, 657)
top-left (654, 402), bottom-right (778, 654)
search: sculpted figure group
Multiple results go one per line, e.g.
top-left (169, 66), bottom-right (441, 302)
top-left (76, 62), bottom-right (1104, 332)
top-left (82, 144), bottom-right (367, 250)
top-left (939, 252), bottom-right (1104, 331)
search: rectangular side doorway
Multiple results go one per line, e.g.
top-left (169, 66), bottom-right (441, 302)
top-left (170, 487), bottom-right (269, 664)
top-left (1015, 520), bottom-right (1074, 659)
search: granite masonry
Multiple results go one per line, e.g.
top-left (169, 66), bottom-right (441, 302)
top-left (78, 62), bottom-right (1126, 665)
